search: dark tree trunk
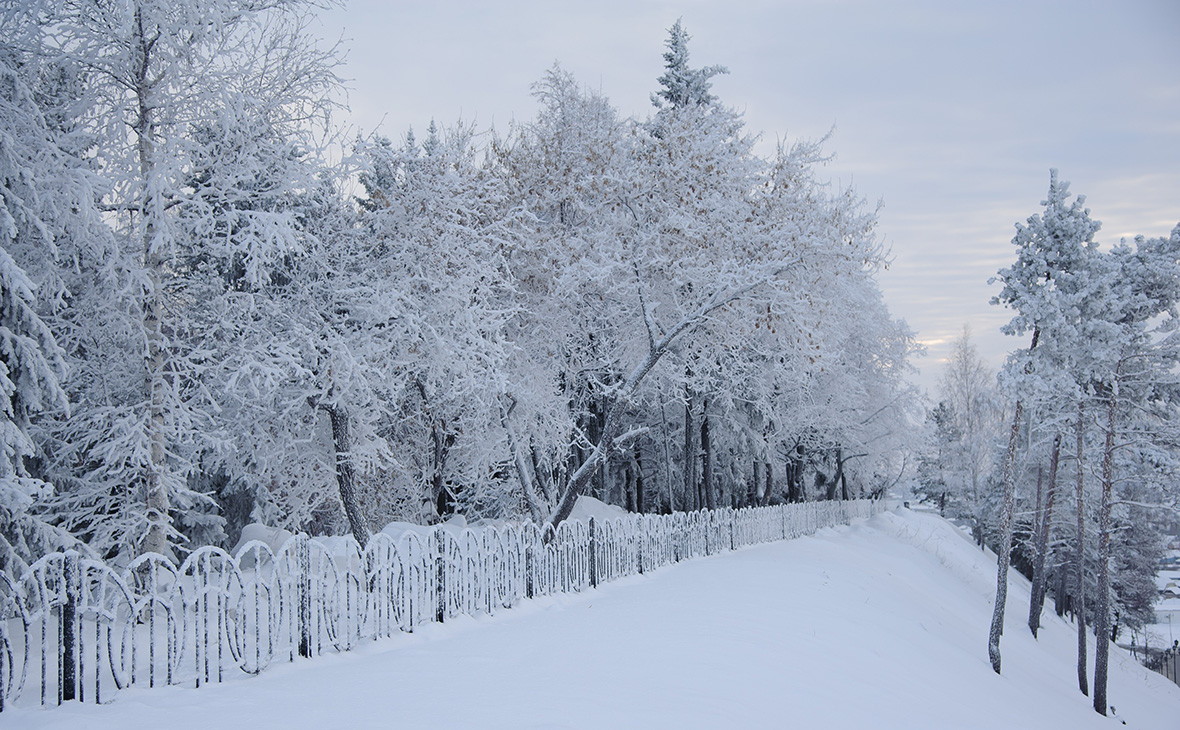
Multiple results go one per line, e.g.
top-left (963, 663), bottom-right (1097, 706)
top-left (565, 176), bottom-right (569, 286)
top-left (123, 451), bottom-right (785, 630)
top-left (989, 395), bottom-right (1024, 674)
top-left (430, 421), bottom-right (455, 520)
top-left (531, 446), bottom-right (553, 503)
top-left (1029, 433), bottom-right (1062, 637)
top-left (989, 326), bottom-right (1037, 675)
top-left (786, 444), bottom-right (805, 503)
top-left (624, 459), bottom-right (636, 512)
top-left (701, 406), bottom-right (714, 510)
top-left (1094, 376), bottom-right (1119, 716)
top-left (1054, 564), bottom-right (1068, 617)
top-left (634, 446), bottom-right (645, 513)
top-left (1034, 466), bottom-right (1045, 563)
top-left (684, 393), bottom-right (696, 511)
top-left (590, 397), bottom-right (605, 500)
top-left (324, 404), bottom-right (370, 547)
top-left (764, 462), bottom-right (774, 506)
top-left (751, 459), bottom-right (762, 508)
top-left (1075, 398), bottom-right (1089, 697)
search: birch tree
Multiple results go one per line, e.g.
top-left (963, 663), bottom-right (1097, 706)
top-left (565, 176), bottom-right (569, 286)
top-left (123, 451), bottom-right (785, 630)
top-left (34, 0), bottom-right (341, 559)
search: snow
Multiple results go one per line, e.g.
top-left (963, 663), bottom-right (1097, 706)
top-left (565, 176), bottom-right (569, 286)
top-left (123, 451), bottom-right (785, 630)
top-left (6, 508), bottom-right (1177, 729)
top-left (231, 523), bottom-right (295, 557)
top-left (565, 494), bottom-right (630, 523)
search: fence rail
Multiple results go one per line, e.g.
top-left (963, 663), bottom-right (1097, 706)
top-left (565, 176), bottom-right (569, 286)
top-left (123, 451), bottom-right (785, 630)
top-left (0, 499), bottom-right (881, 711)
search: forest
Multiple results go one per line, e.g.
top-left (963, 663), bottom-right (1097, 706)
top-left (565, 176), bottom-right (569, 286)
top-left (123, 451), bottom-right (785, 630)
top-left (0, 3), bottom-right (918, 571)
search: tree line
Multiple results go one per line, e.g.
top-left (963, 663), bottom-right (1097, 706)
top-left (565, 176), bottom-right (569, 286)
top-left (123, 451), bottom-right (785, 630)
top-left (917, 172), bottom-right (1180, 716)
top-left (0, 5), bottom-right (918, 573)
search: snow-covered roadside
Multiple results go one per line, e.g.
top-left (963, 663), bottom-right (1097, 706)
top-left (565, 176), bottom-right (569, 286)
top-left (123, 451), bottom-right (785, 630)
top-left (6, 508), bottom-right (1176, 729)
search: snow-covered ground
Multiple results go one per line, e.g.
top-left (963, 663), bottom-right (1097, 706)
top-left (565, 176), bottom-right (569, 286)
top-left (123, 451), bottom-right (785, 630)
top-left (6, 508), bottom-right (1177, 729)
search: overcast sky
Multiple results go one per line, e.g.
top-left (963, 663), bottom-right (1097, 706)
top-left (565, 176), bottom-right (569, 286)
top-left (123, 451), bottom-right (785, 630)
top-left (313, 0), bottom-right (1179, 394)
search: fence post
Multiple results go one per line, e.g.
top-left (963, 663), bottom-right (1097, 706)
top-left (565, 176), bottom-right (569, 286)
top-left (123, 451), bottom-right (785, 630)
top-left (297, 537), bottom-right (312, 659)
top-left (637, 519), bottom-right (645, 575)
top-left (588, 517), bottom-right (598, 589)
top-left (524, 541), bottom-right (535, 599)
top-left (435, 528), bottom-right (446, 623)
top-left (60, 551), bottom-right (80, 703)
top-left (673, 516), bottom-right (681, 563)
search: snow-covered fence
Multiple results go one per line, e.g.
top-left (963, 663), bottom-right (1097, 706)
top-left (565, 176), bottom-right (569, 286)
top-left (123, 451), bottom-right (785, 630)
top-left (1151, 643), bottom-right (1180, 688)
top-left (0, 499), bottom-right (881, 711)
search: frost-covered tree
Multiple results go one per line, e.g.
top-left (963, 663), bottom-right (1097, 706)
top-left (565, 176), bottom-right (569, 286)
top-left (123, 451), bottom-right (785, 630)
top-left (490, 65), bottom-right (634, 522)
top-left (650, 19), bottom-right (728, 114)
top-left (917, 326), bottom-right (1001, 540)
top-left (0, 8), bottom-right (921, 566)
top-left (0, 12), bottom-right (106, 572)
top-left (1081, 226), bottom-right (1180, 715)
top-left (989, 170), bottom-right (1101, 674)
top-left (354, 122), bottom-right (516, 524)
top-left (31, 0), bottom-right (341, 559)
top-left (489, 25), bottom-right (915, 529)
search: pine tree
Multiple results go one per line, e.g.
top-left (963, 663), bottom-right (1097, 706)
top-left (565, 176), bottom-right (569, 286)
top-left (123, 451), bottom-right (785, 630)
top-left (1084, 226), bottom-right (1180, 715)
top-left (989, 170), bottom-right (1101, 674)
top-left (651, 19), bottom-right (728, 112)
top-left (0, 17), bottom-right (100, 572)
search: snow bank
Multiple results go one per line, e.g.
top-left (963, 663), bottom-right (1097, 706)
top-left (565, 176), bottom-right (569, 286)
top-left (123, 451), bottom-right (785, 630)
top-left (565, 494), bottom-right (630, 523)
top-left (380, 512), bottom-right (469, 542)
top-left (231, 523), bottom-right (294, 557)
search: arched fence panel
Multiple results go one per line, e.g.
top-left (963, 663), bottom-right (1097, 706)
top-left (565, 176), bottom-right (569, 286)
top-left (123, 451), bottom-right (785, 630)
top-left (0, 498), bottom-right (882, 711)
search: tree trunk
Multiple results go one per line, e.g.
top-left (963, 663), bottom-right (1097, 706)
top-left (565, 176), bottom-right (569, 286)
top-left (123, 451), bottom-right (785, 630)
top-left (701, 406), bottom-right (714, 510)
top-left (589, 398), bottom-right (605, 501)
top-left (134, 7), bottom-right (171, 560)
top-left (429, 421), bottom-right (454, 520)
top-left (1033, 466), bottom-right (1045, 565)
top-left (623, 459), bottom-right (636, 512)
top-left (500, 400), bottom-right (546, 523)
top-left (839, 450), bottom-right (850, 501)
top-left (1093, 376), bottom-right (1119, 716)
top-left (786, 442), bottom-right (806, 503)
top-left (531, 446), bottom-right (553, 504)
top-left (1029, 433), bottom-right (1062, 637)
top-left (324, 404), bottom-right (370, 547)
top-left (684, 392), bottom-right (696, 511)
top-left (989, 396), bottom-right (1024, 674)
top-left (634, 446), bottom-right (645, 513)
top-left (1075, 397), bottom-right (1089, 696)
top-left (659, 392), bottom-right (676, 513)
top-left (547, 283), bottom-right (793, 530)
top-left (989, 327), bottom-right (1038, 674)
top-left (1054, 564), bottom-right (1068, 617)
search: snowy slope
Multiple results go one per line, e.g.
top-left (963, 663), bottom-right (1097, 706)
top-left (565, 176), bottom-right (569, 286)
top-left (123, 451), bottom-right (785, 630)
top-left (6, 509), bottom-right (1177, 729)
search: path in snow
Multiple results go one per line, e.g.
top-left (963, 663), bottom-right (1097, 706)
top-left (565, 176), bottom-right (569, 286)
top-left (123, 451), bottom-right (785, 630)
top-left (6, 509), bottom-right (1178, 729)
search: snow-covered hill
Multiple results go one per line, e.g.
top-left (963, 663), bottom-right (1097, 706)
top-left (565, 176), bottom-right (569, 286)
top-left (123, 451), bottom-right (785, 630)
top-left (8, 508), bottom-right (1177, 729)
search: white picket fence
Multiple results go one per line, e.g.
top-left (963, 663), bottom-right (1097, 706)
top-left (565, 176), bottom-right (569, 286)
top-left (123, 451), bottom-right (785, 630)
top-left (0, 499), bottom-right (881, 711)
